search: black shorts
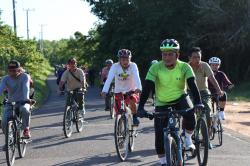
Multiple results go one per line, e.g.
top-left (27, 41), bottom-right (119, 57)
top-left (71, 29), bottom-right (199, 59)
top-left (154, 94), bottom-right (195, 155)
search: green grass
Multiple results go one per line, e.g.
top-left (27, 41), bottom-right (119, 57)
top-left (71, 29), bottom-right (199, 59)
top-left (228, 82), bottom-right (250, 101)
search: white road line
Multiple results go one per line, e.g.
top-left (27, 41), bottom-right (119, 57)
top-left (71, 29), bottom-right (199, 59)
top-left (223, 132), bottom-right (250, 144)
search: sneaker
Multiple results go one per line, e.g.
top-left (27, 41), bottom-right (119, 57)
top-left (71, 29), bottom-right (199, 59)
top-left (133, 115), bottom-right (140, 126)
top-left (185, 136), bottom-right (196, 150)
top-left (209, 142), bottom-right (214, 149)
top-left (218, 111), bottom-right (225, 120)
top-left (23, 128), bottom-right (31, 139)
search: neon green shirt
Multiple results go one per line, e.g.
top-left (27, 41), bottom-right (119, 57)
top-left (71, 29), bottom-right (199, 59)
top-left (146, 60), bottom-right (195, 106)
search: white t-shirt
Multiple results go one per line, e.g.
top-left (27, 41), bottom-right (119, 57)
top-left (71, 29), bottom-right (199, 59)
top-left (102, 62), bottom-right (142, 93)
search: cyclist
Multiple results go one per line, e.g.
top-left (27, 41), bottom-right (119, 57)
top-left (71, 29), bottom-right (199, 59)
top-left (208, 57), bottom-right (234, 120)
top-left (100, 59), bottom-right (114, 111)
top-left (0, 60), bottom-right (32, 139)
top-left (59, 58), bottom-right (87, 115)
top-left (137, 39), bottom-right (203, 166)
top-left (188, 47), bottom-right (223, 149)
top-left (101, 49), bottom-right (142, 125)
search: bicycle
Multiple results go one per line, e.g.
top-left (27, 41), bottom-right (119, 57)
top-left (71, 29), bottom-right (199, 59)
top-left (194, 106), bottom-right (209, 166)
top-left (63, 89), bottom-right (85, 138)
top-left (114, 91), bottom-right (138, 161)
top-left (3, 99), bottom-right (35, 166)
top-left (209, 95), bottom-right (223, 146)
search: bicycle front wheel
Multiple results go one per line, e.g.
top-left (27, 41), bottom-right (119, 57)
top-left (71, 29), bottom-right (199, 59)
top-left (5, 120), bottom-right (17, 166)
top-left (63, 106), bottom-right (73, 138)
top-left (114, 114), bottom-right (129, 161)
top-left (195, 117), bottom-right (209, 166)
top-left (217, 120), bottom-right (223, 146)
top-left (75, 107), bottom-right (85, 133)
top-left (165, 136), bottom-right (178, 166)
top-left (109, 95), bottom-right (115, 119)
top-left (17, 130), bottom-right (27, 158)
top-left (128, 115), bottom-right (136, 152)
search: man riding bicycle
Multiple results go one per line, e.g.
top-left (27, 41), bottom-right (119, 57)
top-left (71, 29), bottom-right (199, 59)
top-left (137, 39), bottom-right (203, 166)
top-left (0, 60), bottom-right (32, 139)
top-left (188, 47), bottom-right (223, 148)
top-left (208, 57), bottom-right (234, 120)
top-left (59, 58), bottom-right (87, 115)
top-left (101, 49), bottom-right (142, 125)
top-left (100, 59), bottom-right (114, 111)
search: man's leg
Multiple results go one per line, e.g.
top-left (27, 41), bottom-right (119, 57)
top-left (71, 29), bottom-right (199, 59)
top-left (129, 94), bottom-right (139, 125)
top-left (154, 106), bottom-right (168, 165)
top-left (19, 104), bottom-right (31, 138)
top-left (1, 105), bottom-right (12, 134)
top-left (175, 94), bottom-right (196, 149)
top-left (77, 92), bottom-right (85, 115)
top-left (218, 92), bottom-right (227, 120)
top-left (200, 91), bottom-right (213, 148)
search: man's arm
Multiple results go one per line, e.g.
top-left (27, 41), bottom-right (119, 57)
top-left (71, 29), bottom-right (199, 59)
top-left (138, 80), bottom-right (155, 109)
top-left (102, 65), bottom-right (115, 93)
top-left (22, 74), bottom-right (30, 100)
top-left (0, 77), bottom-right (7, 96)
top-left (59, 71), bottom-right (67, 90)
top-left (187, 77), bottom-right (202, 105)
top-left (208, 75), bottom-right (223, 95)
top-left (132, 63), bottom-right (142, 91)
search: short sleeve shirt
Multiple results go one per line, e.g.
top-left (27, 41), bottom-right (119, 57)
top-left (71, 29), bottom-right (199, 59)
top-left (190, 61), bottom-right (213, 91)
top-left (61, 68), bottom-right (85, 91)
top-left (146, 60), bottom-right (194, 106)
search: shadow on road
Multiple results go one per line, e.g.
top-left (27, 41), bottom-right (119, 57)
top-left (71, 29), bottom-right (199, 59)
top-left (238, 122), bottom-right (250, 126)
top-left (33, 132), bottom-right (113, 150)
top-left (53, 149), bottom-right (157, 166)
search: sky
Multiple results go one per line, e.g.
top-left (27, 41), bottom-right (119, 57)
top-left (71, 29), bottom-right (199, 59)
top-left (0, 0), bottom-right (99, 40)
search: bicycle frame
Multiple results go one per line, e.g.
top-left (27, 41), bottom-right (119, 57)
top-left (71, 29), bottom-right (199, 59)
top-left (155, 108), bottom-right (184, 166)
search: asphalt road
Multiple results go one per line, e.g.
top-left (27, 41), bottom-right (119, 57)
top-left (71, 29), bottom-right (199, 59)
top-left (0, 75), bottom-right (250, 166)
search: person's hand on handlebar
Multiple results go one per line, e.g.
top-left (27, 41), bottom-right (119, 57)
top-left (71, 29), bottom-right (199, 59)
top-left (100, 92), bottom-right (107, 98)
top-left (194, 103), bottom-right (204, 112)
top-left (137, 107), bottom-right (154, 120)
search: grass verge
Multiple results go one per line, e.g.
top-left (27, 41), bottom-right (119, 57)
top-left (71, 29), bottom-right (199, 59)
top-left (228, 81), bottom-right (250, 101)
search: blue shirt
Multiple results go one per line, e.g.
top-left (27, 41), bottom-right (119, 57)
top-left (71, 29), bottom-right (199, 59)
top-left (0, 73), bottom-right (30, 102)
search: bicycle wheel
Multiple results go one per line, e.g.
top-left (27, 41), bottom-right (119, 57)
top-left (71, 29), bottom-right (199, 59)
top-left (114, 114), bottom-right (129, 161)
top-left (165, 136), bottom-right (178, 166)
top-left (75, 107), bottom-right (85, 133)
top-left (5, 121), bottom-right (17, 166)
top-left (17, 129), bottom-right (27, 158)
top-left (195, 117), bottom-right (209, 166)
top-left (217, 120), bottom-right (223, 146)
top-left (109, 95), bottom-right (115, 119)
top-left (63, 106), bottom-right (73, 138)
top-left (128, 115), bottom-right (135, 152)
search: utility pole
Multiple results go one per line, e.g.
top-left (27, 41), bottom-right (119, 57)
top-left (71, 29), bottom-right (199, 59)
top-left (12, 0), bottom-right (17, 36)
top-left (39, 24), bottom-right (46, 54)
top-left (23, 8), bottom-right (35, 39)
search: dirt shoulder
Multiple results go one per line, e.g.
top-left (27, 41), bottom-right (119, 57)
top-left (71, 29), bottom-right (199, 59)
top-left (224, 101), bottom-right (250, 138)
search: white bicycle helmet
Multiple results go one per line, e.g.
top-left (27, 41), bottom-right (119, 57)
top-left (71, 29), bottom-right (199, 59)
top-left (151, 60), bottom-right (158, 65)
top-left (209, 57), bottom-right (221, 64)
top-left (105, 59), bottom-right (113, 65)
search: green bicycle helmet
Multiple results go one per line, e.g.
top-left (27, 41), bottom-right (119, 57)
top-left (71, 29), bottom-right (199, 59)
top-left (160, 39), bottom-right (180, 52)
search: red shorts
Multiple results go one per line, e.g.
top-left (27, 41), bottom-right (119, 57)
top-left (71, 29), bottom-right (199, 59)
top-left (114, 92), bottom-right (139, 115)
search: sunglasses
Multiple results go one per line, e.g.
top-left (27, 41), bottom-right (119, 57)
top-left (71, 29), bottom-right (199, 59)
top-left (8, 69), bottom-right (19, 72)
